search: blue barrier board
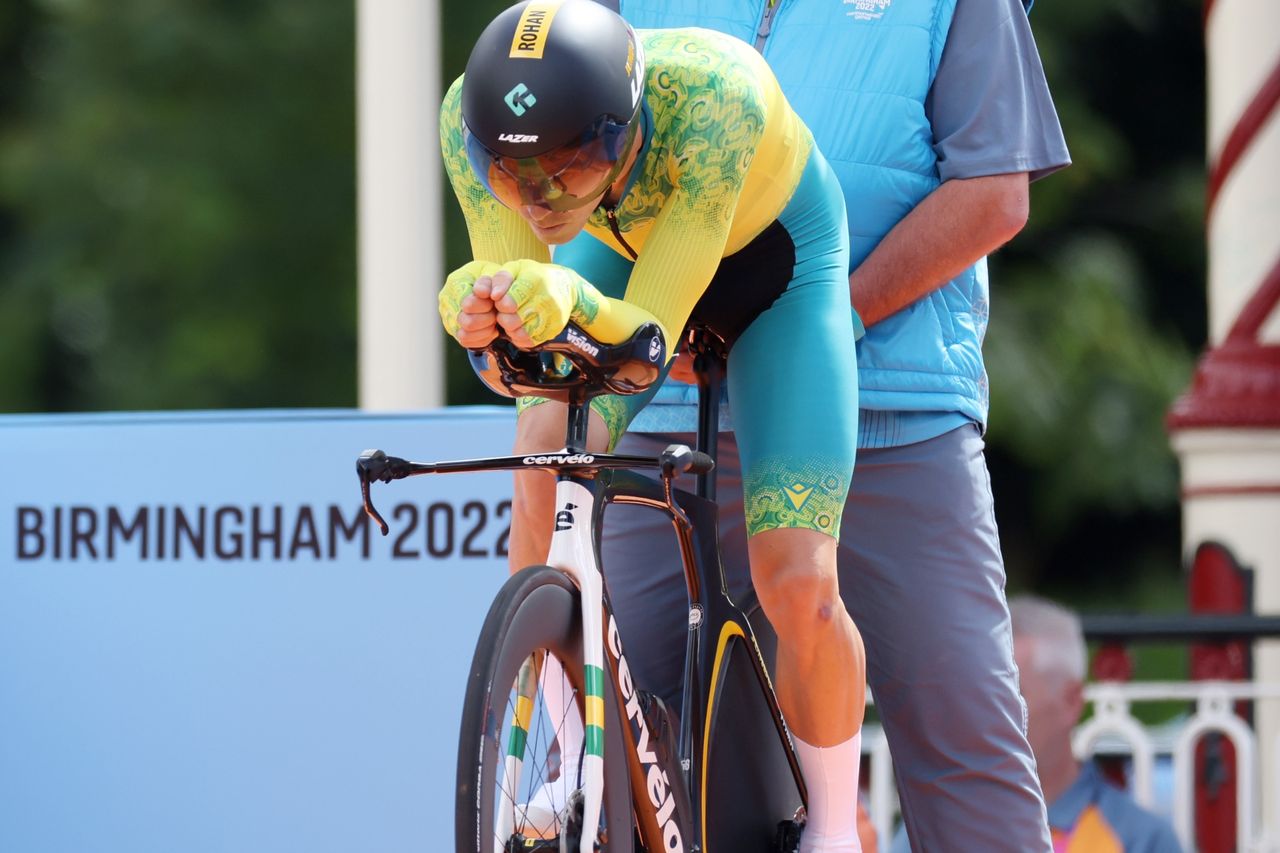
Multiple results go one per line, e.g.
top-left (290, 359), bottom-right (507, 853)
top-left (0, 408), bottom-right (515, 851)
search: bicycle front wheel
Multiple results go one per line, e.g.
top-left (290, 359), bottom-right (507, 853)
top-left (456, 565), bottom-right (634, 853)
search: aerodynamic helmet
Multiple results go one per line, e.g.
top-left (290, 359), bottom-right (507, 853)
top-left (460, 0), bottom-right (646, 212)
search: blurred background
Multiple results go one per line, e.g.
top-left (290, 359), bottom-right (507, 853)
top-left (0, 0), bottom-right (1207, 611)
top-left (15, 2), bottom-right (1280, 851)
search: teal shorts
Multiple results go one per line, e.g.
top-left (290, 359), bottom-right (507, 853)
top-left (546, 150), bottom-right (859, 540)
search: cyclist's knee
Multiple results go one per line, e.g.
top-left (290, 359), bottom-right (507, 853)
top-left (748, 528), bottom-right (843, 637)
top-left (514, 401), bottom-right (568, 453)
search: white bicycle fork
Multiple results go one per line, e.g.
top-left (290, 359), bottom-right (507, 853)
top-left (493, 478), bottom-right (605, 853)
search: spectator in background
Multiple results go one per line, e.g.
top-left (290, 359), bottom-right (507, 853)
top-left (1009, 595), bottom-right (1182, 853)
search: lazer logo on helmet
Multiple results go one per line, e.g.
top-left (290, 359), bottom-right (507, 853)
top-left (566, 328), bottom-right (600, 357)
top-left (508, 0), bottom-right (561, 59)
top-left (497, 133), bottom-right (539, 144)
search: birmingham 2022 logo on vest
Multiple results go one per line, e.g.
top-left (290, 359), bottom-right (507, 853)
top-left (844, 0), bottom-right (892, 22)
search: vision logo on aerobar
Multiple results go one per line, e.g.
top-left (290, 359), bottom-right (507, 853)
top-left (554, 502), bottom-right (576, 532)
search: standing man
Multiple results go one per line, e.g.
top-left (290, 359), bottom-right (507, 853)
top-left (583, 0), bottom-right (1072, 849)
top-left (892, 596), bottom-right (1184, 852)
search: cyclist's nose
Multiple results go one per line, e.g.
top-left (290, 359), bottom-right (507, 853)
top-left (522, 204), bottom-right (560, 223)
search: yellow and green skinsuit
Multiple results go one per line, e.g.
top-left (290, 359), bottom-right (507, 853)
top-left (441, 27), bottom-right (860, 539)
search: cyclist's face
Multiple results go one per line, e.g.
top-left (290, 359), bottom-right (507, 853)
top-left (517, 200), bottom-right (597, 245)
top-left (512, 127), bottom-right (640, 244)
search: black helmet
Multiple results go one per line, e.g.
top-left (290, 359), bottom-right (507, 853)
top-left (461, 0), bottom-right (646, 212)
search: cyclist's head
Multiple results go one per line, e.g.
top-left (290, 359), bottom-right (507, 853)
top-left (461, 0), bottom-right (646, 213)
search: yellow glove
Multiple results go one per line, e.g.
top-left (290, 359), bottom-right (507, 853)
top-left (498, 259), bottom-right (594, 346)
top-left (499, 259), bottom-right (666, 348)
top-left (438, 259), bottom-right (502, 343)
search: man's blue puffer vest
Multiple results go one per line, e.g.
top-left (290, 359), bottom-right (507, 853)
top-left (622, 0), bottom-right (990, 426)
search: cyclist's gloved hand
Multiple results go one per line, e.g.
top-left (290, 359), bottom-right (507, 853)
top-left (491, 259), bottom-right (607, 349)
top-left (439, 259), bottom-right (504, 348)
top-left (445, 258), bottom-right (671, 355)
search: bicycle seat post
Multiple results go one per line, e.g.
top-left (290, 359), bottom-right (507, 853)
top-left (689, 328), bottom-right (728, 502)
top-left (564, 388), bottom-right (591, 453)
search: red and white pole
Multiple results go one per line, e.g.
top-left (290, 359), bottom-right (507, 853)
top-left (1169, 0), bottom-right (1280, 843)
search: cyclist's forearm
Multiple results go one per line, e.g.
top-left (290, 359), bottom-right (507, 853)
top-left (495, 260), bottom-right (668, 349)
top-left (569, 278), bottom-right (668, 347)
top-left (850, 172), bottom-right (1029, 327)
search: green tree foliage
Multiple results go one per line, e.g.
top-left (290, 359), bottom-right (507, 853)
top-left (0, 0), bottom-right (1208, 597)
top-left (0, 0), bottom-right (356, 411)
top-left (985, 0), bottom-right (1205, 594)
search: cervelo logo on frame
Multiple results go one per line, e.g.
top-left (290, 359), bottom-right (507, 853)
top-left (553, 501), bottom-right (576, 532)
top-left (504, 84), bottom-right (537, 117)
top-left (508, 0), bottom-right (561, 59)
top-left (843, 0), bottom-right (892, 21)
top-left (608, 613), bottom-right (685, 851)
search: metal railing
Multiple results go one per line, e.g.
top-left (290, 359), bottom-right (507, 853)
top-left (860, 614), bottom-right (1280, 852)
top-left (1076, 680), bottom-right (1280, 852)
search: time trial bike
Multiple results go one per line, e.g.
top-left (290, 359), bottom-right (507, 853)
top-left (357, 322), bottom-right (811, 852)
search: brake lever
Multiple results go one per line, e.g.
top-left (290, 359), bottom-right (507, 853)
top-left (356, 449), bottom-right (397, 536)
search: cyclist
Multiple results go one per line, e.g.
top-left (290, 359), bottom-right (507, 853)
top-left (439, 1), bottom-right (864, 848)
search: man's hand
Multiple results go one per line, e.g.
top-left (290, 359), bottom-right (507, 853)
top-left (439, 260), bottom-right (503, 348)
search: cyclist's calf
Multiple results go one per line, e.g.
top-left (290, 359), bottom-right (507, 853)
top-left (747, 527), bottom-right (866, 744)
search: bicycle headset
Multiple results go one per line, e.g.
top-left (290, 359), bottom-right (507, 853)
top-left (460, 0), bottom-right (646, 213)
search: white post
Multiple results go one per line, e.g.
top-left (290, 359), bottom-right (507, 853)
top-left (1169, 0), bottom-right (1280, 841)
top-left (357, 0), bottom-right (444, 410)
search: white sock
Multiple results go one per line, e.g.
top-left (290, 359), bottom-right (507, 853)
top-left (794, 730), bottom-right (863, 853)
top-left (526, 654), bottom-right (583, 816)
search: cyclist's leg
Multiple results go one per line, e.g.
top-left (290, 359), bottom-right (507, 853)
top-left (508, 232), bottom-right (672, 821)
top-left (842, 429), bottom-right (1051, 852)
top-left (730, 150), bottom-right (865, 851)
top-left (507, 231), bottom-right (644, 570)
top-left (732, 146), bottom-right (862, 740)
top-left (608, 431), bottom-right (1050, 851)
